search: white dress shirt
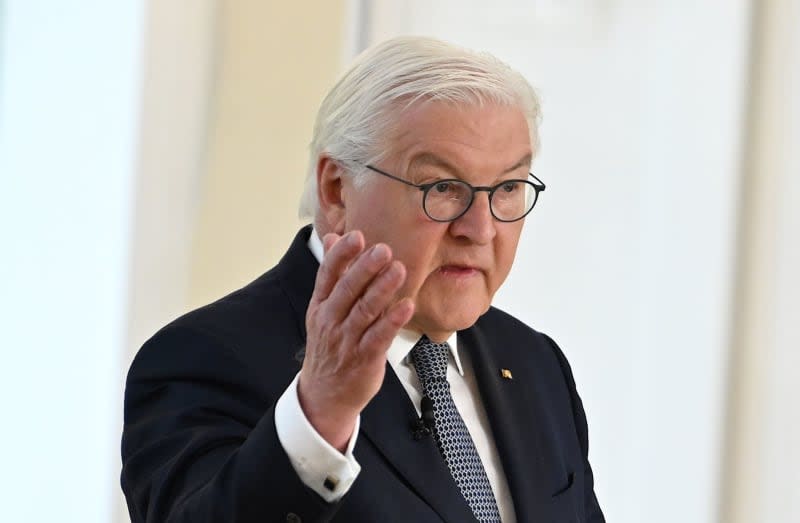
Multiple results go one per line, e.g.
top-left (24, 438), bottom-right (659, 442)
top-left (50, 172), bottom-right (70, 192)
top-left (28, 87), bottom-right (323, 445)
top-left (274, 229), bottom-right (516, 522)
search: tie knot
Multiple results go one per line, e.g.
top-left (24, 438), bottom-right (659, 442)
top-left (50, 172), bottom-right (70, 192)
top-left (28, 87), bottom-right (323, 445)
top-left (410, 335), bottom-right (450, 382)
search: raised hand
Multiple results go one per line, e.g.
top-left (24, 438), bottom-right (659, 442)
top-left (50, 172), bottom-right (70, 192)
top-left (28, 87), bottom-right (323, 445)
top-left (297, 230), bottom-right (415, 451)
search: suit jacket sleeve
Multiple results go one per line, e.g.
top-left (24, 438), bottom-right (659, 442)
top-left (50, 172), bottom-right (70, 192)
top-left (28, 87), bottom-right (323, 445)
top-left (121, 325), bottom-right (339, 523)
top-left (544, 333), bottom-right (605, 523)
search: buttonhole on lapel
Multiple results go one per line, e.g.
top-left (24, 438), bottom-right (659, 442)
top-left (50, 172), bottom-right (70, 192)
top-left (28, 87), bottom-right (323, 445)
top-left (500, 368), bottom-right (513, 380)
top-left (551, 472), bottom-right (575, 498)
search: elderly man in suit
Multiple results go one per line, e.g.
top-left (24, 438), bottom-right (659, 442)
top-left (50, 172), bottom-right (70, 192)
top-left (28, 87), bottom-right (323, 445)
top-left (121, 36), bottom-right (605, 522)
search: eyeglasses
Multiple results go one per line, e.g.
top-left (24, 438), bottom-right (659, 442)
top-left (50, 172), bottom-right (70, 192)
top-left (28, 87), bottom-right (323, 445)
top-left (364, 164), bottom-right (546, 223)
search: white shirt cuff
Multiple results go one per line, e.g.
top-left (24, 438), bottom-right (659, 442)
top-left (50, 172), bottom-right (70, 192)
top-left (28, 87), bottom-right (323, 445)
top-left (274, 372), bottom-right (361, 502)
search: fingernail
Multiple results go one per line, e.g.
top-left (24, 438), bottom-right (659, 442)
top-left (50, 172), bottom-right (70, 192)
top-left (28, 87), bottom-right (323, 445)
top-left (345, 231), bottom-right (359, 245)
top-left (371, 244), bottom-right (388, 260)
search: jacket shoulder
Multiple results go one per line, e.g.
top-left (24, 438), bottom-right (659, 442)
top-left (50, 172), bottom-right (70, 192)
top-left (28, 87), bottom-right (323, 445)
top-left (478, 306), bottom-right (561, 355)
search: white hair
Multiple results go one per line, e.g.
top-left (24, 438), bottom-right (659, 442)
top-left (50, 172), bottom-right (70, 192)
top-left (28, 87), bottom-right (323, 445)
top-left (298, 36), bottom-right (542, 219)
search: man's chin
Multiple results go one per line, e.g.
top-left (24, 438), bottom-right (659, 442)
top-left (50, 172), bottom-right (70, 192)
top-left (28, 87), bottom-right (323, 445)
top-left (407, 305), bottom-right (489, 340)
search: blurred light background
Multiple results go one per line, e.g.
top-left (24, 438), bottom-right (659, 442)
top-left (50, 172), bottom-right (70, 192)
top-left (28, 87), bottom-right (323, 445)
top-left (0, 1), bottom-right (797, 522)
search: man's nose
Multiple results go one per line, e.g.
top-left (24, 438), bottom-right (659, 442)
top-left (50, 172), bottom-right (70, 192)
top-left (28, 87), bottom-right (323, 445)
top-left (448, 191), bottom-right (496, 244)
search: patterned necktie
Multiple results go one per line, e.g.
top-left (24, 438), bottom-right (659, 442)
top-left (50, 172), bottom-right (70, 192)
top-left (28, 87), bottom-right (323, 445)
top-left (410, 336), bottom-right (502, 523)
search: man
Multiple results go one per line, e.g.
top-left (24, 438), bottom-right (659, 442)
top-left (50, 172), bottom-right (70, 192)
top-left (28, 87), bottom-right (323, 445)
top-left (122, 36), bottom-right (604, 522)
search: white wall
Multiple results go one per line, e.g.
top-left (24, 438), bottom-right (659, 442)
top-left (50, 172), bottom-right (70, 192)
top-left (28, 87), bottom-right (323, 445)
top-left (0, 1), bottom-right (146, 521)
top-left (365, 2), bottom-right (751, 522)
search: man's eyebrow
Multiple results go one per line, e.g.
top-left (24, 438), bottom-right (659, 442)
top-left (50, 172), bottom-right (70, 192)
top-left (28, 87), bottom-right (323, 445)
top-left (408, 152), bottom-right (533, 176)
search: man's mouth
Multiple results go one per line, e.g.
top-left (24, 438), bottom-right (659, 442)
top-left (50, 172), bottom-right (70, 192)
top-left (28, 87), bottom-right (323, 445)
top-left (438, 265), bottom-right (481, 277)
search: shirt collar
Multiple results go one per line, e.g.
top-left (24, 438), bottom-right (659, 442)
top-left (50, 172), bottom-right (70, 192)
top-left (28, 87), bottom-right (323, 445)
top-left (307, 227), bottom-right (464, 376)
top-left (388, 329), bottom-right (464, 377)
top-left (307, 226), bottom-right (325, 263)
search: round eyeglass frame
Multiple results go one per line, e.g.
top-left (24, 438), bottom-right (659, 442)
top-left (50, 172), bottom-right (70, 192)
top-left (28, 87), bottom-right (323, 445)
top-left (363, 164), bottom-right (546, 223)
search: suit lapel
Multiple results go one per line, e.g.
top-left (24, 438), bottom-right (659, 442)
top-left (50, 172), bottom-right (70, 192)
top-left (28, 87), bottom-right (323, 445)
top-left (359, 365), bottom-right (477, 522)
top-left (459, 320), bottom-right (565, 521)
top-left (274, 226), bottom-right (318, 347)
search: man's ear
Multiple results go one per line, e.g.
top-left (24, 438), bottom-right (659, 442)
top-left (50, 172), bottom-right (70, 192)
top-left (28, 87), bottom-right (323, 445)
top-left (316, 156), bottom-right (347, 234)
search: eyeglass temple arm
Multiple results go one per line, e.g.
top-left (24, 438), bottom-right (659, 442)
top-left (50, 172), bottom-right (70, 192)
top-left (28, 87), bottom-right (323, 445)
top-left (529, 172), bottom-right (546, 191)
top-left (364, 165), bottom-right (423, 189)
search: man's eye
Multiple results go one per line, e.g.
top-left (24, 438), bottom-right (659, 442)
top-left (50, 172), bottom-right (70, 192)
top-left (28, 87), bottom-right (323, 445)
top-left (500, 182), bottom-right (517, 192)
top-left (434, 182), bottom-right (452, 193)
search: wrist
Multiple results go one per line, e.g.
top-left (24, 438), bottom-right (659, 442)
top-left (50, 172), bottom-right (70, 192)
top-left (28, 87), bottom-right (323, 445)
top-left (297, 377), bottom-right (359, 452)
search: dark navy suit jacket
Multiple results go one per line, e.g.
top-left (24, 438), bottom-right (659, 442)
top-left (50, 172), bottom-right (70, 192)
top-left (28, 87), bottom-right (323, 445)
top-left (121, 226), bottom-right (605, 522)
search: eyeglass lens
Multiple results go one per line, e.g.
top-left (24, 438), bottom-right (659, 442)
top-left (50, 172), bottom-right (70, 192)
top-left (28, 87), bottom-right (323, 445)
top-left (423, 180), bottom-right (535, 221)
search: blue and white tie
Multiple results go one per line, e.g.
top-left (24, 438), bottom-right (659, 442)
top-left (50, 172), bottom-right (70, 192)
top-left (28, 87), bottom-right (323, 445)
top-left (411, 336), bottom-right (502, 523)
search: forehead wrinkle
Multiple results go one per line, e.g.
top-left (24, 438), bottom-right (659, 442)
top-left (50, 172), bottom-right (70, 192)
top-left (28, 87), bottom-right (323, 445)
top-left (408, 151), bottom-right (532, 180)
top-left (408, 152), bottom-right (460, 176)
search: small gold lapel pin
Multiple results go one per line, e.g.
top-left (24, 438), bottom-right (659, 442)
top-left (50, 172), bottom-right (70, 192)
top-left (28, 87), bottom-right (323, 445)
top-left (500, 368), bottom-right (513, 380)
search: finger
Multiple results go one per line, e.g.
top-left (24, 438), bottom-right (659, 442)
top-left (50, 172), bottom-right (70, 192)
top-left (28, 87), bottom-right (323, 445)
top-left (344, 259), bottom-right (407, 333)
top-left (323, 242), bottom-right (395, 323)
top-left (311, 230), bottom-right (365, 304)
top-left (322, 232), bottom-right (340, 253)
top-left (359, 297), bottom-right (415, 354)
